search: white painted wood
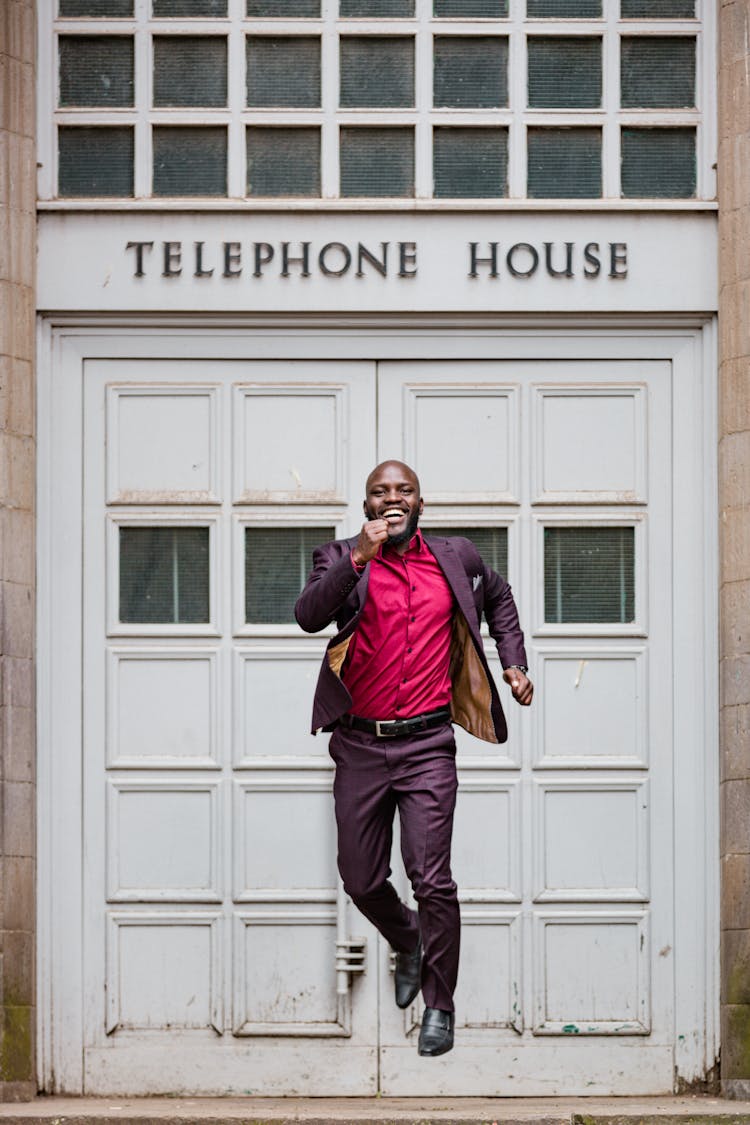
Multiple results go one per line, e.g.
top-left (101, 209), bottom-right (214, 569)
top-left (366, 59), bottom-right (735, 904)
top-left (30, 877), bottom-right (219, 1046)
top-left (532, 778), bottom-right (650, 903)
top-left (37, 322), bottom-right (717, 1095)
top-left (106, 780), bottom-right (222, 903)
top-left (107, 385), bottom-right (220, 504)
top-left (533, 385), bottom-right (647, 504)
top-left (532, 911), bottom-right (651, 1035)
top-left (532, 647), bottom-right (648, 769)
top-left (377, 352), bottom-right (673, 1093)
top-left (107, 648), bottom-right (221, 770)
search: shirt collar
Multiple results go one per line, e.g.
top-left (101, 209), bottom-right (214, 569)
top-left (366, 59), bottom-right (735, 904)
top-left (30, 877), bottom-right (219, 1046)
top-left (378, 527), bottom-right (424, 559)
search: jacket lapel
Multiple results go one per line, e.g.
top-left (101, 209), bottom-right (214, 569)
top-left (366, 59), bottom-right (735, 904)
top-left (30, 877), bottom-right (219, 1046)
top-left (426, 536), bottom-right (477, 628)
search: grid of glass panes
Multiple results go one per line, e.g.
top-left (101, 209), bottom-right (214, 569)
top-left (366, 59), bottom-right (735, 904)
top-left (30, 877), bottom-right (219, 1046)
top-left (49, 0), bottom-right (707, 200)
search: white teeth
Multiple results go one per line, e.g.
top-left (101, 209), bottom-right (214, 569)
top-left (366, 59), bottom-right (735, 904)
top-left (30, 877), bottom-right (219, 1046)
top-left (383, 509), bottom-right (405, 519)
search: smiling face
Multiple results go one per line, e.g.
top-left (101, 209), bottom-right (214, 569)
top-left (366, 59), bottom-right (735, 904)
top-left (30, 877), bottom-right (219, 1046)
top-left (364, 461), bottom-right (423, 547)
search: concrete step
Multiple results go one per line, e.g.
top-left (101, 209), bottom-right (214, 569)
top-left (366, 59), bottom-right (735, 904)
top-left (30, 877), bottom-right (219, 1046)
top-left (2, 1097), bottom-right (750, 1125)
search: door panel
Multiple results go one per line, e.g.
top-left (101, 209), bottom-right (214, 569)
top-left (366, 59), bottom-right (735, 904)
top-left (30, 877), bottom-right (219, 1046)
top-left (79, 352), bottom-right (674, 1094)
top-left (82, 360), bottom-right (379, 1094)
top-left (377, 360), bottom-right (672, 1095)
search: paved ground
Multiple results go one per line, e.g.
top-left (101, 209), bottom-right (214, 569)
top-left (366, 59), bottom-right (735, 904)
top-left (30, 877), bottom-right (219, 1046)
top-left (2, 1096), bottom-right (750, 1125)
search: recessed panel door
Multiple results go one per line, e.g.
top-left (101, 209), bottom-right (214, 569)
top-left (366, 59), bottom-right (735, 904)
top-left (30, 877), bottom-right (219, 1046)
top-left (81, 360), bottom-right (379, 1095)
top-left (376, 360), bottom-right (673, 1095)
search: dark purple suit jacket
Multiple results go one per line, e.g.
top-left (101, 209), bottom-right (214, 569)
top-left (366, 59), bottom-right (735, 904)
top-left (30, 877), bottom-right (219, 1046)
top-left (294, 534), bottom-right (528, 744)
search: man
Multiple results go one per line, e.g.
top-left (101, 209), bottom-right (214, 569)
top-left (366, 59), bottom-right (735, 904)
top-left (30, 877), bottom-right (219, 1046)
top-left (295, 461), bottom-right (532, 1058)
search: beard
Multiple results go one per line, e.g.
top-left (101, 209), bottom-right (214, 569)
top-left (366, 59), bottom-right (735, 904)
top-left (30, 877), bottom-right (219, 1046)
top-left (384, 507), bottom-right (421, 548)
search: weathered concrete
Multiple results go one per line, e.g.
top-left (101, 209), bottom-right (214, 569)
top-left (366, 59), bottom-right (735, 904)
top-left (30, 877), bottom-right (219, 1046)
top-left (719, 0), bottom-right (750, 1100)
top-left (0, 1096), bottom-right (749, 1125)
top-left (0, 0), bottom-right (36, 1104)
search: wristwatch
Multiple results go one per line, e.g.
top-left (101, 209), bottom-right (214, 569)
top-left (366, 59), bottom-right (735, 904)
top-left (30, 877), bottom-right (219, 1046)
top-left (507, 664), bottom-right (528, 674)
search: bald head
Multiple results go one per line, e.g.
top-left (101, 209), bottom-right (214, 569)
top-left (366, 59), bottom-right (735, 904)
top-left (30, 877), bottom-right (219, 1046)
top-left (365, 460), bottom-right (421, 495)
top-left (363, 460), bottom-right (423, 548)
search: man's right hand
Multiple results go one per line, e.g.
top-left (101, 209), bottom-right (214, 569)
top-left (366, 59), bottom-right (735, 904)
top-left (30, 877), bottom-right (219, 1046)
top-left (351, 519), bottom-right (389, 566)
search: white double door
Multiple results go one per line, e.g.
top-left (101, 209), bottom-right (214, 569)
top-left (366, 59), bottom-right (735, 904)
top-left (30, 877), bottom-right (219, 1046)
top-left (64, 344), bottom-right (688, 1094)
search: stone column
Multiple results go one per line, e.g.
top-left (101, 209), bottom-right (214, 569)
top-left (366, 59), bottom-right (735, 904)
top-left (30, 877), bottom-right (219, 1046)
top-left (719, 0), bottom-right (750, 1101)
top-left (0, 0), bottom-right (36, 1103)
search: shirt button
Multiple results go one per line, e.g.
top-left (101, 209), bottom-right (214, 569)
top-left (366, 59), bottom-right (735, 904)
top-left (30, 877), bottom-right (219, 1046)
top-left (408, 647), bottom-right (413, 653)
top-left (412, 585), bottom-right (416, 591)
top-left (411, 616), bottom-right (415, 622)
top-left (403, 677), bottom-right (407, 683)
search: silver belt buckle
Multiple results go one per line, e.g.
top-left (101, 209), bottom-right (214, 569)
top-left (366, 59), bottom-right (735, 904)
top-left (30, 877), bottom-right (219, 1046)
top-left (375, 719), bottom-right (398, 738)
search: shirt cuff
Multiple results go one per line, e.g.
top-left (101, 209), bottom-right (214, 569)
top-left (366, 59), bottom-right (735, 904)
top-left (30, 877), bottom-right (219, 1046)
top-left (350, 552), bottom-right (366, 574)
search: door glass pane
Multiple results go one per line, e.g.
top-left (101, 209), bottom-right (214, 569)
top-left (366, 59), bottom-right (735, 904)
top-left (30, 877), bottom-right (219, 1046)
top-left (59, 36), bottom-right (134, 107)
top-left (340, 37), bottom-right (415, 107)
top-left (621, 36), bottom-right (695, 108)
top-left (427, 527), bottom-right (508, 577)
top-left (527, 0), bottom-right (601, 13)
top-left (341, 0), bottom-right (414, 16)
top-left (621, 127), bottom-right (695, 198)
top-left (153, 36), bottom-right (228, 107)
top-left (621, 0), bottom-right (694, 15)
top-left (433, 36), bottom-right (508, 108)
top-left (247, 0), bottom-right (320, 14)
top-left (246, 527), bottom-right (335, 624)
top-left (247, 127), bottom-right (320, 195)
top-left (247, 37), bottom-right (321, 107)
top-left (433, 127), bottom-right (508, 197)
top-left (120, 527), bottom-right (210, 624)
top-left (544, 527), bottom-right (635, 624)
top-left (153, 0), bottom-right (228, 12)
top-left (58, 126), bottom-right (134, 196)
top-left (527, 127), bottom-right (601, 198)
top-left (434, 0), bottom-right (508, 14)
top-left (152, 126), bottom-right (227, 195)
top-left (528, 37), bottom-right (601, 107)
top-left (60, 0), bottom-right (133, 13)
top-left (340, 127), bottom-right (414, 196)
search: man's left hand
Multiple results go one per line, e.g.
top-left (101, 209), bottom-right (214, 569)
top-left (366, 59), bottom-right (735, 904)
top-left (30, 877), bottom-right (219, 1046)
top-left (503, 668), bottom-right (534, 706)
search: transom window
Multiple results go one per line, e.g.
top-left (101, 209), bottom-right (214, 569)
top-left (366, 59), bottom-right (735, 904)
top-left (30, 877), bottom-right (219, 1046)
top-left (47, 0), bottom-right (707, 201)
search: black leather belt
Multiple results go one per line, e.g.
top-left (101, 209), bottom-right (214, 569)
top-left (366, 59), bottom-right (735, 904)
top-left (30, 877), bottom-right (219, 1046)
top-left (341, 707), bottom-right (452, 739)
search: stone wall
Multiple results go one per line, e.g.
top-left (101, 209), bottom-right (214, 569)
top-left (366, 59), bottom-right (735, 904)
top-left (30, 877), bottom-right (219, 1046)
top-left (719, 0), bottom-right (750, 1101)
top-left (0, 0), bottom-right (36, 1103)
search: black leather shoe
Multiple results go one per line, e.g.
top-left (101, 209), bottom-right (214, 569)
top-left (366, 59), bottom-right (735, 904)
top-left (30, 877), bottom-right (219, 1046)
top-left (418, 1007), bottom-right (455, 1057)
top-left (394, 929), bottom-right (422, 1009)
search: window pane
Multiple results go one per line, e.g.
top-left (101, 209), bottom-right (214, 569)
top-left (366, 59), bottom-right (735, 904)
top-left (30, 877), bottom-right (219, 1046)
top-left (621, 36), bottom-right (695, 108)
top-left (153, 0), bottom-right (228, 13)
top-left (340, 127), bottom-right (414, 196)
top-left (622, 0), bottom-right (694, 15)
top-left (341, 0), bottom-right (414, 15)
top-left (59, 0), bottom-right (133, 14)
top-left (247, 0), bottom-right (320, 14)
top-left (527, 127), bottom-right (601, 198)
top-left (246, 527), bottom-right (334, 624)
top-left (58, 126), bottom-right (133, 196)
top-left (153, 126), bottom-right (227, 195)
top-left (247, 37), bottom-right (320, 107)
top-left (433, 36), bottom-right (508, 108)
top-left (340, 37), bottom-right (414, 107)
top-left (435, 0), bottom-right (508, 15)
top-left (433, 127), bottom-right (508, 197)
top-left (544, 527), bottom-right (635, 624)
top-left (528, 36), bottom-right (601, 107)
top-left (621, 127), bottom-right (695, 198)
top-left (120, 527), bottom-right (210, 625)
top-left (430, 527), bottom-right (508, 577)
top-left (247, 127), bottom-right (320, 195)
top-left (528, 0), bottom-right (601, 13)
top-left (153, 36), bottom-right (227, 107)
top-left (59, 36), bottom-right (134, 107)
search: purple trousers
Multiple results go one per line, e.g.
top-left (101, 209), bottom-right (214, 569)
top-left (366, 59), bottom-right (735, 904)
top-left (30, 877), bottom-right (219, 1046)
top-left (329, 720), bottom-right (460, 1012)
